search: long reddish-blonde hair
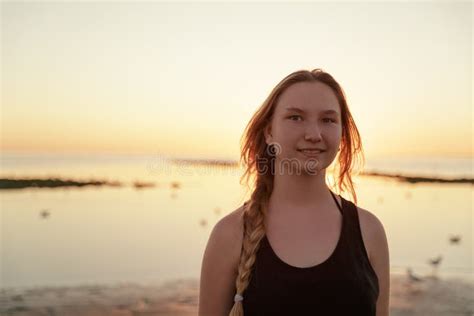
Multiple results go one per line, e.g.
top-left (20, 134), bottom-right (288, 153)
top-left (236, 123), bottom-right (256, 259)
top-left (229, 68), bottom-right (364, 316)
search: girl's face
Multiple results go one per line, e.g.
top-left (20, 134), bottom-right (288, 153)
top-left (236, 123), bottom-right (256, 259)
top-left (264, 81), bottom-right (343, 175)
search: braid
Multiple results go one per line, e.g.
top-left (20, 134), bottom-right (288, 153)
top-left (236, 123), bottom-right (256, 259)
top-left (229, 179), bottom-right (270, 316)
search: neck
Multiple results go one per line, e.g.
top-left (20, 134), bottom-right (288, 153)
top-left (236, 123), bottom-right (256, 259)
top-left (269, 164), bottom-right (334, 213)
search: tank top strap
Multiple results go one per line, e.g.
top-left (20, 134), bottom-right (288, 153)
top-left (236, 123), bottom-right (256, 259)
top-left (339, 196), bottom-right (375, 275)
top-left (339, 197), bottom-right (363, 249)
top-left (329, 191), bottom-right (343, 214)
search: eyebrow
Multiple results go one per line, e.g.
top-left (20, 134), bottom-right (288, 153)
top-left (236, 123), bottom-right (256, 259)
top-left (284, 107), bottom-right (339, 115)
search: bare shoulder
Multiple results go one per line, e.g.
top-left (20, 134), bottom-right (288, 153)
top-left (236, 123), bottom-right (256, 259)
top-left (356, 206), bottom-right (388, 261)
top-left (213, 204), bottom-right (245, 249)
top-left (356, 206), bottom-right (391, 315)
top-left (207, 204), bottom-right (245, 272)
top-left (198, 204), bottom-right (245, 315)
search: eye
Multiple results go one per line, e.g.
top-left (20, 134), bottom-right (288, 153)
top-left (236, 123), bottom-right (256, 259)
top-left (322, 117), bottom-right (336, 123)
top-left (288, 115), bottom-right (303, 121)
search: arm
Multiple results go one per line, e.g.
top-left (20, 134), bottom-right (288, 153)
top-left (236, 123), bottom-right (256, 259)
top-left (369, 212), bottom-right (391, 316)
top-left (198, 207), bottom-right (244, 316)
top-left (358, 207), bottom-right (390, 316)
top-left (373, 219), bottom-right (390, 316)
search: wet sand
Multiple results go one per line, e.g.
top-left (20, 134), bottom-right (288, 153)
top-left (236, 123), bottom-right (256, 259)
top-left (1, 274), bottom-right (472, 315)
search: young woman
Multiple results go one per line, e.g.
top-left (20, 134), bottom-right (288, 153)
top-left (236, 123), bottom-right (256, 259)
top-left (199, 69), bottom-right (390, 316)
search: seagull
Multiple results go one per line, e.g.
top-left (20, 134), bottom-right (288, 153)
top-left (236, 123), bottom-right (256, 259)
top-left (449, 235), bottom-right (462, 244)
top-left (406, 268), bottom-right (423, 282)
top-left (427, 255), bottom-right (443, 277)
top-left (39, 209), bottom-right (50, 219)
top-left (428, 255), bottom-right (443, 267)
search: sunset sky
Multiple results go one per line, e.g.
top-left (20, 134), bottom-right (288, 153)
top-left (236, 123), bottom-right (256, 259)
top-left (2, 1), bottom-right (472, 160)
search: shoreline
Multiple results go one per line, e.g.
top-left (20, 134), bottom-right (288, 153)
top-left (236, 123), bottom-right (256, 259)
top-left (1, 273), bottom-right (472, 315)
top-left (1, 170), bottom-right (473, 190)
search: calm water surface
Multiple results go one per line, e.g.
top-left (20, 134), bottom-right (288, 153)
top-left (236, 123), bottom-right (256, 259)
top-left (1, 154), bottom-right (472, 288)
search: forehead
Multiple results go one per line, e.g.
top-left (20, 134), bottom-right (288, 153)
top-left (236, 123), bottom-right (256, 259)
top-left (275, 81), bottom-right (340, 114)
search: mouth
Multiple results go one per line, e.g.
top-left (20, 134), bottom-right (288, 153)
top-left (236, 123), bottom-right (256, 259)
top-left (297, 149), bottom-right (325, 156)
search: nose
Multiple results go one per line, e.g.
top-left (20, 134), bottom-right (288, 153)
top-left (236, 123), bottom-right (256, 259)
top-left (304, 124), bottom-right (322, 142)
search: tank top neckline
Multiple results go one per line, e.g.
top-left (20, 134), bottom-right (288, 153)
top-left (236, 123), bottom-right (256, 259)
top-left (261, 192), bottom-right (346, 271)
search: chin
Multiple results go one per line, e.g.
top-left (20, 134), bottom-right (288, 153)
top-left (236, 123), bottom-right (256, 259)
top-left (303, 164), bottom-right (325, 176)
top-left (295, 157), bottom-right (322, 175)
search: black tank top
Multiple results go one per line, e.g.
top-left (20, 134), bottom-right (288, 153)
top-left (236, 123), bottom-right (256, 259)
top-left (241, 193), bottom-right (379, 315)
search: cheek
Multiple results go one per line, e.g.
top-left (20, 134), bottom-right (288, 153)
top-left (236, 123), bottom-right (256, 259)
top-left (324, 126), bottom-right (342, 143)
top-left (273, 126), bottom-right (298, 144)
top-left (271, 134), bottom-right (299, 157)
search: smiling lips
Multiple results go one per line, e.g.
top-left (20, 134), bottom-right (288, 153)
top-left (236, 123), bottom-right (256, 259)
top-left (298, 148), bottom-right (325, 157)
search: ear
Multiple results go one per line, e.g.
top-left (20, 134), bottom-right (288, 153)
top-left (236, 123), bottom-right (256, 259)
top-left (264, 124), bottom-right (273, 145)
